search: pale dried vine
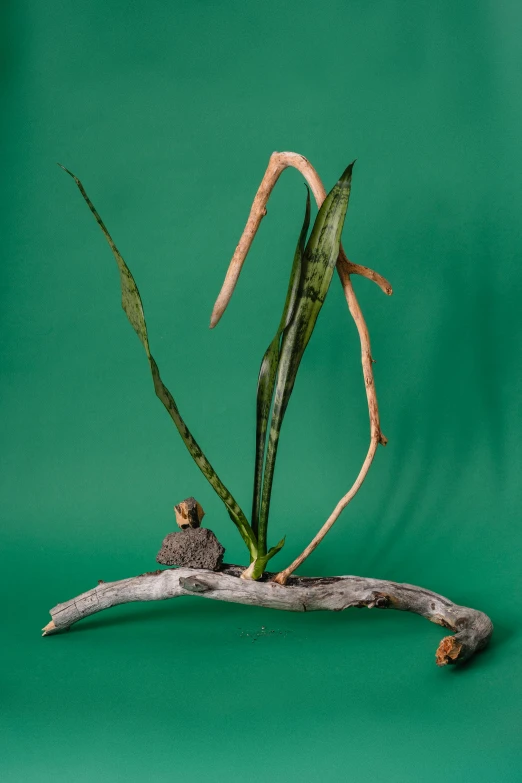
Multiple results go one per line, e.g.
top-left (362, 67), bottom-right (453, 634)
top-left (210, 151), bottom-right (390, 584)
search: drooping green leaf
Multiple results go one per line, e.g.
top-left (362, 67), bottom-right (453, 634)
top-left (59, 164), bottom-right (257, 558)
top-left (257, 162), bottom-right (355, 555)
top-left (251, 189), bottom-right (311, 539)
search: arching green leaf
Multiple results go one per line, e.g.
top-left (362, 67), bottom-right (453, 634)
top-left (251, 189), bottom-right (310, 539)
top-left (257, 162), bottom-right (354, 556)
top-left (59, 165), bottom-right (257, 558)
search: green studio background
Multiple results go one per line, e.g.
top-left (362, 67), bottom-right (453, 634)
top-left (2, 1), bottom-right (521, 780)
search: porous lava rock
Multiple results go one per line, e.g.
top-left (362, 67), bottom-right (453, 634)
top-left (156, 527), bottom-right (225, 571)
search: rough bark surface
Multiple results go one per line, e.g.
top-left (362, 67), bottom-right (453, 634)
top-left (43, 566), bottom-right (493, 667)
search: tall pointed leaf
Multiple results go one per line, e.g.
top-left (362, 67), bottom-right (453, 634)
top-left (59, 165), bottom-right (257, 557)
top-left (251, 189), bottom-right (311, 538)
top-left (257, 162), bottom-right (354, 555)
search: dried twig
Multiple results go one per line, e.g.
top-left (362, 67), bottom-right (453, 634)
top-left (210, 152), bottom-right (391, 329)
top-left (274, 259), bottom-right (387, 584)
top-left (210, 151), bottom-right (390, 583)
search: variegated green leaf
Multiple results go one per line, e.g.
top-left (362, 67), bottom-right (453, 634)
top-left (257, 162), bottom-right (354, 555)
top-left (251, 189), bottom-right (311, 538)
top-left (59, 165), bottom-right (257, 557)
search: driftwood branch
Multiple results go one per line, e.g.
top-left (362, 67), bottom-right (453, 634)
top-left (210, 151), bottom-right (390, 583)
top-left (42, 565), bottom-right (493, 667)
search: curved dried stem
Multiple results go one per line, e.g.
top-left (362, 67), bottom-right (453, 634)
top-left (210, 151), bottom-right (390, 583)
top-left (273, 260), bottom-right (388, 585)
top-left (210, 152), bottom-right (392, 329)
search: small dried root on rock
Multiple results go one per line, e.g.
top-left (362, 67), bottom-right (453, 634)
top-left (174, 497), bottom-right (205, 529)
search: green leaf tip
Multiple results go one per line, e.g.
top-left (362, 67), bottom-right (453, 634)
top-left (57, 162), bottom-right (76, 179)
top-left (267, 536), bottom-right (286, 558)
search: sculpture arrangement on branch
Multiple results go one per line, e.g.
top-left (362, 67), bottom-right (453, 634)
top-left (43, 152), bottom-right (493, 667)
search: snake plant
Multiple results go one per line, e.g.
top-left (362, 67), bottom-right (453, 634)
top-left (61, 160), bottom-right (354, 579)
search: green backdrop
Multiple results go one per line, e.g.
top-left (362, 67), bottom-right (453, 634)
top-left (2, 1), bottom-right (521, 780)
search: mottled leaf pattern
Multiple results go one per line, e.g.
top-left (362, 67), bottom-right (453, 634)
top-left (251, 190), bottom-right (310, 538)
top-left (59, 165), bottom-right (257, 557)
top-left (257, 163), bottom-right (354, 554)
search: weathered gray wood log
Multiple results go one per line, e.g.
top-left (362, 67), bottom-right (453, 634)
top-left (42, 565), bottom-right (492, 667)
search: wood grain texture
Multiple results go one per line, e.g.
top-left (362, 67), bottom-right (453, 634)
top-left (43, 566), bottom-right (492, 667)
